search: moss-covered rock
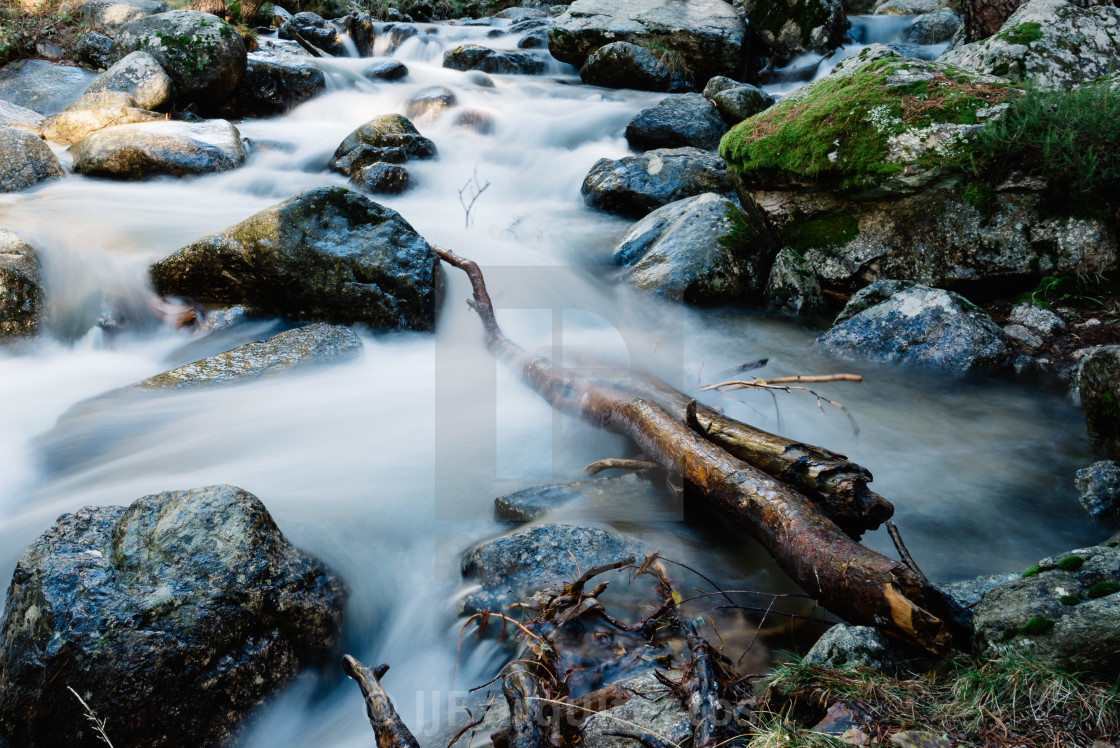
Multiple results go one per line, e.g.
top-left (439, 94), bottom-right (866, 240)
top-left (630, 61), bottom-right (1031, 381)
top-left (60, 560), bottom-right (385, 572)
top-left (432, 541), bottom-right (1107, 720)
top-left (766, 246), bottom-right (825, 314)
top-left (1077, 346), bottom-right (1120, 460)
top-left (738, 0), bottom-right (848, 64)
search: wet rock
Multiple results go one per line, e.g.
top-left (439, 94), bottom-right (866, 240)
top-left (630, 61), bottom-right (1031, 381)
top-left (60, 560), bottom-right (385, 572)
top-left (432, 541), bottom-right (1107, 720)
top-left (806, 624), bottom-right (923, 671)
top-left (1077, 346), bottom-right (1120, 460)
top-left (42, 91), bottom-right (162, 145)
top-left (579, 670), bottom-right (690, 748)
top-left (767, 247), bottom-right (825, 314)
top-left (972, 535), bottom-right (1120, 676)
top-left (939, 573), bottom-right (1018, 625)
top-left (0, 230), bottom-right (43, 340)
top-left (902, 8), bottom-right (960, 45)
top-left (443, 44), bottom-right (548, 74)
top-left (465, 70), bottom-right (495, 87)
top-left (461, 523), bottom-right (632, 613)
top-left (872, 0), bottom-right (946, 12)
top-left (72, 119), bottom-right (245, 178)
top-left (710, 84), bottom-right (773, 124)
top-left (80, 0), bottom-right (170, 33)
top-left (75, 31), bottom-right (114, 69)
top-left (85, 51), bottom-right (175, 111)
top-left (350, 162), bottom-right (410, 193)
top-left (149, 187), bottom-right (439, 330)
top-left (256, 37), bottom-right (311, 56)
top-left (110, 10), bottom-right (247, 111)
top-left (1012, 354), bottom-right (1051, 379)
top-left (579, 41), bottom-right (690, 92)
top-left (548, 0), bottom-right (746, 85)
top-left (363, 59), bottom-right (409, 80)
top-left (1009, 302), bottom-right (1065, 336)
top-left (404, 85), bottom-right (457, 122)
top-left (280, 11), bottom-right (344, 56)
top-left (0, 99), bottom-right (44, 137)
top-left (495, 472), bottom-right (661, 521)
top-left (815, 280), bottom-right (1012, 372)
top-left (939, 0), bottom-right (1120, 90)
top-left (0, 126), bottom-right (64, 193)
top-left (701, 74), bottom-right (738, 97)
top-left (387, 23), bottom-right (419, 51)
top-left (581, 146), bottom-right (735, 218)
top-left (232, 49), bottom-right (326, 116)
top-left (624, 92), bottom-right (727, 151)
top-left (1076, 461), bottom-right (1120, 522)
top-left (1002, 323), bottom-right (1042, 350)
top-left (739, 0), bottom-right (848, 63)
top-left (453, 108), bottom-right (495, 134)
top-left (508, 16), bottom-right (548, 34)
top-left (331, 114), bottom-right (436, 179)
top-left (496, 6), bottom-right (549, 18)
top-left (0, 59), bottom-right (99, 115)
top-left (346, 10), bottom-right (376, 56)
top-left (518, 28), bottom-right (549, 48)
top-left (0, 484), bottom-right (347, 748)
top-left (135, 323), bottom-right (362, 389)
top-left (611, 192), bottom-right (764, 303)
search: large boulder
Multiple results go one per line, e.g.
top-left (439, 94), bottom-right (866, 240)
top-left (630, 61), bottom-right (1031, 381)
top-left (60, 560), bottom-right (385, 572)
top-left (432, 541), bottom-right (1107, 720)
top-left (624, 93), bottom-right (727, 151)
top-left (443, 43), bottom-right (548, 74)
top-left (708, 83), bottom-right (773, 125)
top-left (80, 0), bottom-right (170, 34)
top-left (149, 187), bottom-right (440, 330)
top-left (0, 126), bottom-right (64, 193)
top-left (85, 51), bottom-right (174, 111)
top-left (71, 119), bottom-right (245, 178)
top-left (42, 92), bottom-right (163, 145)
top-left (110, 10), bottom-right (247, 111)
top-left (1076, 461), bottom-right (1120, 522)
top-left (971, 535), bottom-right (1120, 676)
top-left (579, 41), bottom-right (691, 92)
top-left (0, 60), bottom-right (98, 115)
top-left (611, 192), bottom-right (765, 303)
top-left (902, 8), bottom-right (961, 45)
top-left (1077, 346), bottom-right (1120, 460)
top-left (230, 49), bottom-right (326, 116)
top-left (75, 31), bottom-right (114, 69)
top-left (0, 99), bottom-right (44, 137)
top-left (548, 0), bottom-right (747, 86)
top-left (135, 323), bottom-right (363, 390)
top-left (279, 12), bottom-right (343, 56)
top-left (581, 147), bottom-right (735, 217)
top-left (739, 0), bottom-right (849, 64)
top-left (815, 280), bottom-right (1012, 372)
top-left (0, 485), bottom-right (347, 748)
top-left (939, 0), bottom-right (1120, 90)
top-left (0, 230), bottom-right (43, 340)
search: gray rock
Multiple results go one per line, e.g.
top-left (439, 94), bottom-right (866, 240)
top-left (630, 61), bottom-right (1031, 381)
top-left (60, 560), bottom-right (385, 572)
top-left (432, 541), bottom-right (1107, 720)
top-left (1076, 461), bottom-right (1120, 522)
top-left (805, 624), bottom-right (919, 671)
top-left (453, 108), bottom-right (495, 134)
top-left (134, 323), bottom-right (362, 390)
top-left (0, 485), bottom-right (346, 748)
top-left (1009, 302), bottom-right (1065, 336)
top-left (1013, 354), bottom-right (1052, 379)
top-left (872, 0), bottom-right (946, 13)
top-left (1077, 346), bottom-right (1120, 460)
top-left (350, 162), bottom-right (410, 193)
top-left (75, 31), bottom-right (114, 69)
top-left (702, 74), bottom-right (739, 97)
top-left (331, 114), bottom-right (436, 180)
top-left (711, 84), bottom-right (773, 124)
top-left (739, 0), bottom-right (848, 63)
top-left (149, 187), bottom-right (439, 330)
top-left (1002, 323), bottom-right (1043, 350)
top-left (346, 10), bottom-right (376, 57)
top-left (612, 192), bottom-right (763, 303)
top-left (387, 23), bottom-right (418, 51)
top-left (939, 573), bottom-right (1018, 625)
top-left (815, 280), bottom-right (1012, 372)
top-left (496, 6), bottom-right (549, 18)
top-left (465, 70), bottom-right (495, 87)
top-left (80, 0), bottom-right (170, 33)
top-left (85, 51), bottom-right (174, 111)
top-left (579, 670), bottom-right (690, 748)
top-left (518, 28), bottom-right (549, 48)
top-left (461, 523), bottom-right (632, 613)
top-left (280, 11), bottom-right (343, 56)
top-left (363, 59), bottom-right (409, 80)
top-left (42, 91), bottom-right (163, 145)
top-left (404, 85), bottom-right (456, 123)
top-left (0, 60), bottom-right (99, 115)
top-left (939, 0), bottom-right (1120, 90)
top-left (110, 10), bottom-right (247, 111)
top-left (767, 247), bottom-right (825, 314)
top-left (548, 0), bottom-right (747, 85)
top-left (256, 37), bottom-right (311, 56)
top-left (902, 8), bottom-right (960, 45)
top-left (0, 126), bottom-right (64, 193)
top-left (495, 472), bottom-right (661, 521)
top-left (972, 538), bottom-right (1120, 676)
top-left (232, 49), bottom-right (326, 116)
top-left (578, 41), bottom-right (690, 92)
top-left (0, 99), bottom-right (44, 137)
top-left (0, 230), bottom-right (43, 340)
top-left (71, 119), bottom-right (245, 178)
top-left (581, 147), bottom-right (735, 218)
top-left (624, 92), bottom-right (727, 151)
top-left (443, 43), bottom-right (547, 74)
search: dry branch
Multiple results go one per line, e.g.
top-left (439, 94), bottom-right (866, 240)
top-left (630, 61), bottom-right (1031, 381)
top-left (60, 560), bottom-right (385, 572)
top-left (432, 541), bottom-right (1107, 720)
top-left (342, 655), bottom-right (422, 748)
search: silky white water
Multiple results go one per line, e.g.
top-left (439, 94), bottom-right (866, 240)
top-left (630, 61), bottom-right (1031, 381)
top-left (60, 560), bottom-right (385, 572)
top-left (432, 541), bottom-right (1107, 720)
top-left (0, 16), bottom-right (1104, 746)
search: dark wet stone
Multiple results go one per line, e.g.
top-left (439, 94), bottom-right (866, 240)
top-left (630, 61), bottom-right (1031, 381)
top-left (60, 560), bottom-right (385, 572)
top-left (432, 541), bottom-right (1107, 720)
top-left (579, 41), bottom-right (690, 92)
top-left (363, 59), bottom-right (409, 80)
top-left (232, 49), bottom-right (326, 116)
top-left (581, 146), bottom-right (734, 218)
top-left (280, 11), bottom-right (343, 56)
top-left (1076, 461), bottom-right (1120, 522)
top-left (0, 230), bottom-right (42, 340)
top-left (624, 92), bottom-right (727, 151)
top-left (349, 162), bottom-right (410, 194)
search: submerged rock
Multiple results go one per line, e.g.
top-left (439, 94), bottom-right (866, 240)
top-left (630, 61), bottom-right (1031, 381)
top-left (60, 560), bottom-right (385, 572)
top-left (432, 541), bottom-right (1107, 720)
top-left (581, 147), bottom-right (735, 218)
top-left (0, 126), bottom-right (64, 193)
top-left (135, 323), bottom-right (363, 390)
top-left (149, 187), bottom-right (440, 330)
top-left (42, 91), bottom-right (163, 145)
top-left (0, 230), bottom-right (43, 340)
top-left (71, 119), bottom-right (246, 178)
top-left (495, 472), bottom-right (663, 521)
top-left (443, 43), bottom-right (547, 74)
top-left (1077, 346), bottom-right (1120, 460)
top-left (0, 59), bottom-right (99, 115)
top-left (579, 41), bottom-right (691, 92)
top-left (363, 59), bottom-right (409, 80)
top-left (404, 85), bottom-right (457, 123)
top-left (1076, 461), bottom-right (1120, 522)
top-left (80, 0), bottom-right (170, 34)
top-left (624, 93), bottom-right (727, 151)
top-left (612, 192), bottom-right (764, 303)
top-left (85, 51), bottom-right (175, 112)
top-left (815, 280), bottom-right (1012, 372)
top-left (0, 484), bottom-right (347, 748)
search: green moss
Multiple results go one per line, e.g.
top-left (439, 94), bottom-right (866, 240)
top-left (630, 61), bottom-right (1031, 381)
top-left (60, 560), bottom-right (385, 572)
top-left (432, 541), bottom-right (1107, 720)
top-left (717, 206), bottom-right (760, 263)
top-left (997, 21), bottom-right (1043, 46)
top-left (781, 212), bottom-right (859, 252)
top-left (1056, 556), bottom-right (1085, 571)
top-left (1022, 565), bottom-right (1041, 578)
top-left (1059, 595), bottom-right (1081, 606)
top-left (1018, 616), bottom-right (1055, 635)
top-left (1087, 581), bottom-right (1120, 600)
top-left (750, 0), bottom-right (831, 40)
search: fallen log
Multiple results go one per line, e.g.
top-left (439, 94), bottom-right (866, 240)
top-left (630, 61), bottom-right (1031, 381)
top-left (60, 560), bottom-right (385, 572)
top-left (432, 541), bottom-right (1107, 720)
top-left (342, 655), bottom-right (422, 748)
top-left (503, 659), bottom-right (548, 748)
top-left (435, 247), bottom-right (964, 652)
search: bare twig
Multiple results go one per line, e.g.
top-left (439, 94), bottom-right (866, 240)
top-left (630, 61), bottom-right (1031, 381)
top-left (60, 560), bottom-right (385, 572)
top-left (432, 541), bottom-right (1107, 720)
top-left (459, 167), bottom-right (491, 228)
top-left (67, 687), bottom-right (115, 748)
top-left (886, 520), bottom-right (930, 587)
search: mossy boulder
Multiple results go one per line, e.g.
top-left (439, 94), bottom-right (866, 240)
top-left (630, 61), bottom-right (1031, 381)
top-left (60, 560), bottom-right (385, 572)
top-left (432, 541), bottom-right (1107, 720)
top-left (71, 119), bottom-right (245, 178)
top-left (1077, 346), bottom-right (1120, 460)
top-left (581, 147), bottom-right (736, 217)
top-left (0, 126), bottom-right (64, 193)
top-left (110, 10), bottom-right (247, 111)
top-left (738, 0), bottom-right (848, 64)
top-left (42, 91), bottom-right (163, 145)
top-left (939, 0), bottom-right (1120, 90)
top-left (149, 187), bottom-right (440, 331)
top-left (0, 230), bottom-right (43, 340)
top-left (0, 484), bottom-right (346, 748)
top-left (766, 246), bottom-right (825, 314)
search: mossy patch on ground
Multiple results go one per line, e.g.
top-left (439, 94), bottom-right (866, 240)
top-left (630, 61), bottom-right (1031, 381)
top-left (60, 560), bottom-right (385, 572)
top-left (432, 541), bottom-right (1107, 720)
top-left (996, 21), bottom-right (1044, 46)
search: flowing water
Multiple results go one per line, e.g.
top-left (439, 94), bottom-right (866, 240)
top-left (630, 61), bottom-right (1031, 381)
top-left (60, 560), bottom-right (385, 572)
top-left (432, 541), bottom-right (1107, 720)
top-left (0, 14), bottom-right (1107, 746)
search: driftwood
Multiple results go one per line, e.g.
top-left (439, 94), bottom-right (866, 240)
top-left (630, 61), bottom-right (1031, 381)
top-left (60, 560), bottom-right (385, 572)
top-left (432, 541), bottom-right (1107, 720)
top-left (490, 683), bottom-right (631, 748)
top-left (435, 247), bottom-right (965, 652)
top-left (503, 660), bottom-right (548, 748)
top-left (342, 655), bottom-right (421, 748)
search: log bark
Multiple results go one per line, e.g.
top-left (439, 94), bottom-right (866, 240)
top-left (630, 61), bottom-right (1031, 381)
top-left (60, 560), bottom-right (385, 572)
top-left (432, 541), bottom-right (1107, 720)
top-left (490, 682), bottom-right (631, 748)
top-left (435, 248), bottom-right (965, 652)
top-left (961, 0), bottom-right (1025, 42)
top-left (503, 660), bottom-right (548, 748)
top-left (342, 655), bottom-right (422, 748)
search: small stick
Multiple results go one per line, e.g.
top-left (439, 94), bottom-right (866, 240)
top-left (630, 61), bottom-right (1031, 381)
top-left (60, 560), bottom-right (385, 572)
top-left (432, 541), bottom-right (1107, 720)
top-left (885, 520), bottom-right (930, 587)
top-left (447, 696), bottom-right (496, 748)
top-left (584, 458), bottom-right (657, 475)
top-left (342, 655), bottom-right (422, 748)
